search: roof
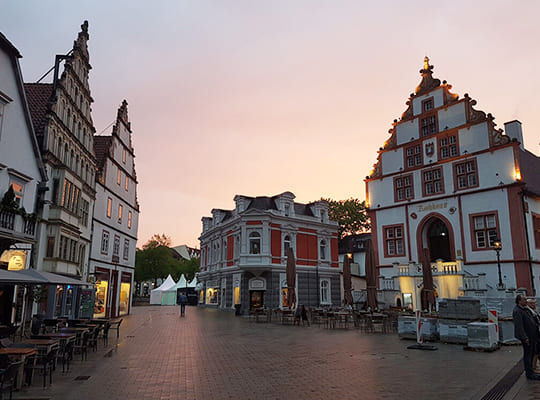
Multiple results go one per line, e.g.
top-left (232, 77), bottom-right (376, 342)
top-left (24, 83), bottom-right (53, 146)
top-left (338, 233), bottom-right (372, 254)
top-left (0, 32), bottom-right (21, 58)
top-left (519, 148), bottom-right (540, 196)
top-left (171, 245), bottom-right (200, 260)
top-left (247, 196), bottom-right (278, 211)
top-left (93, 136), bottom-right (112, 172)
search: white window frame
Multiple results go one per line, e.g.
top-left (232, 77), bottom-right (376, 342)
top-left (249, 232), bottom-right (261, 255)
top-left (320, 279), bottom-right (331, 305)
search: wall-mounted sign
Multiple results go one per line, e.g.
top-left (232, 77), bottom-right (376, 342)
top-left (0, 250), bottom-right (27, 271)
top-left (418, 202), bottom-right (448, 213)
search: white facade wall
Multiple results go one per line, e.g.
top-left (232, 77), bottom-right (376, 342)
top-left (438, 101), bottom-right (466, 130)
top-left (412, 88), bottom-right (444, 116)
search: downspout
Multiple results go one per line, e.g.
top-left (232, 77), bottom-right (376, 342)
top-left (521, 190), bottom-right (535, 295)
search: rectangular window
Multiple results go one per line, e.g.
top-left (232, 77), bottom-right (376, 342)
top-left (122, 149), bottom-right (127, 164)
top-left (384, 225), bottom-right (405, 257)
top-left (113, 235), bottom-right (120, 256)
top-left (101, 231), bottom-right (110, 254)
top-left (9, 182), bottom-right (23, 206)
top-left (470, 212), bottom-right (500, 251)
top-left (532, 213), bottom-right (540, 249)
top-left (422, 97), bottom-right (434, 112)
top-left (439, 134), bottom-right (459, 160)
top-left (46, 236), bottom-right (55, 258)
top-left (394, 174), bottom-right (414, 202)
top-left (454, 159), bottom-right (478, 190)
top-left (118, 204), bottom-right (123, 223)
top-left (128, 211), bottom-right (132, 229)
top-left (125, 176), bottom-right (129, 191)
top-left (79, 199), bottom-right (89, 226)
top-left (404, 144), bottom-right (422, 169)
top-left (117, 169), bottom-right (121, 185)
top-left (107, 198), bottom-right (112, 218)
top-left (123, 239), bottom-right (129, 260)
top-left (420, 113), bottom-right (438, 136)
top-left (422, 167), bottom-right (444, 196)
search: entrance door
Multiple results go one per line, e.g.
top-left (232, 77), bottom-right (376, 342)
top-left (110, 271), bottom-right (119, 318)
top-left (427, 219), bottom-right (451, 261)
top-left (250, 291), bottom-right (263, 310)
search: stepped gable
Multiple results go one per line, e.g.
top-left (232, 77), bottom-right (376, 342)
top-left (23, 83), bottom-right (54, 147)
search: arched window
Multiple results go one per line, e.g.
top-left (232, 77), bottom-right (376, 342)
top-left (75, 155), bottom-right (80, 175)
top-left (320, 279), bottom-right (331, 304)
top-left (249, 232), bottom-right (261, 255)
top-left (64, 144), bottom-right (69, 164)
top-left (319, 240), bottom-right (326, 260)
top-left (284, 235), bottom-right (291, 254)
top-left (67, 109), bottom-right (71, 129)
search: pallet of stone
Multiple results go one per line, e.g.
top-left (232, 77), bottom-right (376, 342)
top-left (467, 322), bottom-right (499, 350)
top-left (398, 315), bottom-right (438, 341)
top-left (439, 319), bottom-right (469, 344)
top-left (437, 298), bottom-right (482, 320)
top-left (499, 319), bottom-right (520, 345)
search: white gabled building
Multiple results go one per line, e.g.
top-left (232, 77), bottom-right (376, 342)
top-left (366, 58), bottom-right (540, 311)
top-left (0, 32), bottom-right (47, 325)
top-left (90, 100), bottom-right (139, 318)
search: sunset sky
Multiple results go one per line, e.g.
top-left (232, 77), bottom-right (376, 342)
top-left (2, 1), bottom-right (539, 249)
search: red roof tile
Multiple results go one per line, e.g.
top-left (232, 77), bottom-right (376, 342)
top-left (24, 83), bottom-right (53, 147)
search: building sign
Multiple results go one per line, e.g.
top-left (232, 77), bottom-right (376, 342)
top-left (0, 250), bottom-right (27, 271)
top-left (418, 202), bottom-right (448, 213)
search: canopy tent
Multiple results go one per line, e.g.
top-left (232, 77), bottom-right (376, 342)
top-left (187, 275), bottom-right (198, 288)
top-left (0, 269), bottom-right (43, 284)
top-left (149, 275), bottom-right (176, 304)
top-left (161, 274), bottom-right (188, 305)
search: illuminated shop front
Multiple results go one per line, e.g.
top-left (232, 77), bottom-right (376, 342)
top-left (94, 278), bottom-right (108, 318)
top-left (118, 272), bottom-right (132, 316)
top-left (206, 287), bottom-right (219, 305)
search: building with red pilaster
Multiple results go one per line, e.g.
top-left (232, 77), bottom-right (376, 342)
top-left (198, 191), bottom-right (340, 313)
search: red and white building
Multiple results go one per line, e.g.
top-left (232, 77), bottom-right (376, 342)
top-left (366, 58), bottom-right (540, 310)
top-left (198, 192), bottom-right (340, 313)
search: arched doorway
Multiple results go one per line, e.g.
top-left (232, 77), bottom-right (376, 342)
top-left (426, 219), bottom-right (451, 261)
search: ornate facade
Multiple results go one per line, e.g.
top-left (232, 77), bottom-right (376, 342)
top-left (198, 192), bottom-right (340, 313)
top-left (366, 58), bottom-right (540, 310)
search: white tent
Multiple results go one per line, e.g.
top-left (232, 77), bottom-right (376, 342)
top-left (161, 274), bottom-right (188, 305)
top-left (188, 275), bottom-right (198, 288)
top-left (149, 274), bottom-right (176, 304)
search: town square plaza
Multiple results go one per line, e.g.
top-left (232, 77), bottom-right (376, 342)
top-left (11, 306), bottom-right (540, 400)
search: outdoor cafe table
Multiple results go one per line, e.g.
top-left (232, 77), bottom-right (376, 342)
top-left (20, 339), bottom-right (60, 355)
top-left (0, 346), bottom-right (37, 390)
top-left (32, 332), bottom-right (77, 348)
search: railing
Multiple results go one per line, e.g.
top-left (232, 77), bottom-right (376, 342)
top-left (463, 276), bottom-right (481, 290)
top-left (23, 219), bottom-right (36, 236)
top-left (0, 209), bottom-right (15, 230)
top-left (397, 260), bottom-right (462, 276)
top-left (380, 277), bottom-right (396, 290)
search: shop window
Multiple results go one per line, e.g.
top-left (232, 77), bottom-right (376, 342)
top-left (454, 159), bottom-right (478, 190)
top-left (470, 212), bottom-right (500, 251)
top-left (94, 278), bottom-right (108, 317)
top-left (384, 224), bottom-right (405, 257)
top-left (234, 287), bottom-right (240, 305)
top-left (422, 167), bottom-right (444, 196)
top-left (404, 144), bottom-right (422, 169)
top-left (320, 279), bottom-right (331, 304)
top-left (394, 174), bottom-right (414, 202)
top-left (119, 282), bottom-right (130, 316)
top-left (249, 232), bottom-right (261, 254)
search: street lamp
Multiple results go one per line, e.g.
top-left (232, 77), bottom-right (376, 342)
top-left (494, 238), bottom-right (503, 289)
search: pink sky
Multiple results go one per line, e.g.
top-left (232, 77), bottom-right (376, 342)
top-left (2, 1), bottom-right (539, 249)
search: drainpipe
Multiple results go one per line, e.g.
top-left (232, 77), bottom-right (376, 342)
top-left (521, 190), bottom-right (535, 295)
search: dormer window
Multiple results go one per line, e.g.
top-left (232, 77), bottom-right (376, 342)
top-left (284, 204), bottom-right (290, 217)
top-left (320, 210), bottom-right (326, 223)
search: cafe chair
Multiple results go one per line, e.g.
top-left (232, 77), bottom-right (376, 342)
top-left (109, 319), bottom-right (123, 339)
top-left (0, 360), bottom-right (22, 400)
top-left (56, 340), bottom-right (73, 373)
top-left (25, 348), bottom-right (57, 388)
top-left (88, 327), bottom-right (101, 352)
top-left (73, 331), bottom-right (89, 361)
top-left (100, 322), bottom-right (111, 347)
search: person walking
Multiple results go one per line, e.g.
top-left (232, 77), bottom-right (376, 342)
top-left (177, 292), bottom-right (188, 317)
top-left (513, 294), bottom-right (540, 380)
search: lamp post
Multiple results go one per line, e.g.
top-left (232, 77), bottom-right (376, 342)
top-left (494, 238), bottom-right (503, 289)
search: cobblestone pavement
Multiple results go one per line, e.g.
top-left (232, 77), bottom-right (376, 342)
top-left (11, 306), bottom-right (539, 400)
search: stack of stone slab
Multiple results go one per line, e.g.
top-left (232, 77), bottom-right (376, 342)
top-left (438, 299), bottom-right (482, 344)
top-left (467, 322), bottom-right (499, 350)
top-left (484, 297), bottom-right (520, 344)
top-left (397, 315), bottom-right (439, 341)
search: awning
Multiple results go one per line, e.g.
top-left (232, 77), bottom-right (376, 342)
top-left (13, 269), bottom-right (86, 285)
top-left (0, 269), bottom-right (42, 284)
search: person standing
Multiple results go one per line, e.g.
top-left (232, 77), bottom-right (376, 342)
top-left (526, 298), bottom-right (540, 373)
top-left (177, 292), bottom-right (188, 317)
top-left (513, 294), bottom-right (540, 380)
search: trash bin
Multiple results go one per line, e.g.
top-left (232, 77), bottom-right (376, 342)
top-left (234, 304), bottom-right (241, 316)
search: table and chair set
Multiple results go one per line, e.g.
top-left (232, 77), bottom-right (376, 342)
top-left (0, 317), bottom-right (123, 397)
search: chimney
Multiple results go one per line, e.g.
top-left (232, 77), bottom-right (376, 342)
top-left (504, 120), bottom-right (524, 150)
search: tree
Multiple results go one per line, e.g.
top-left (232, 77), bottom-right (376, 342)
top-left (321, 197), bottom-right (370, 239)
top-left (135, 234), bottom-right (179, 285)
top-left (170, 257), bottom-right (200, 282)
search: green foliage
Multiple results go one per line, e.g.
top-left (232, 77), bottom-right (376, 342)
top-left (321, 197), bottom-right (370, 239)
top-left (170, 257), bottom-right (200, 282)
top-left (1, 186), bottom-right (19, 209)
top-left (135, 234), bottom-right (179, 285)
